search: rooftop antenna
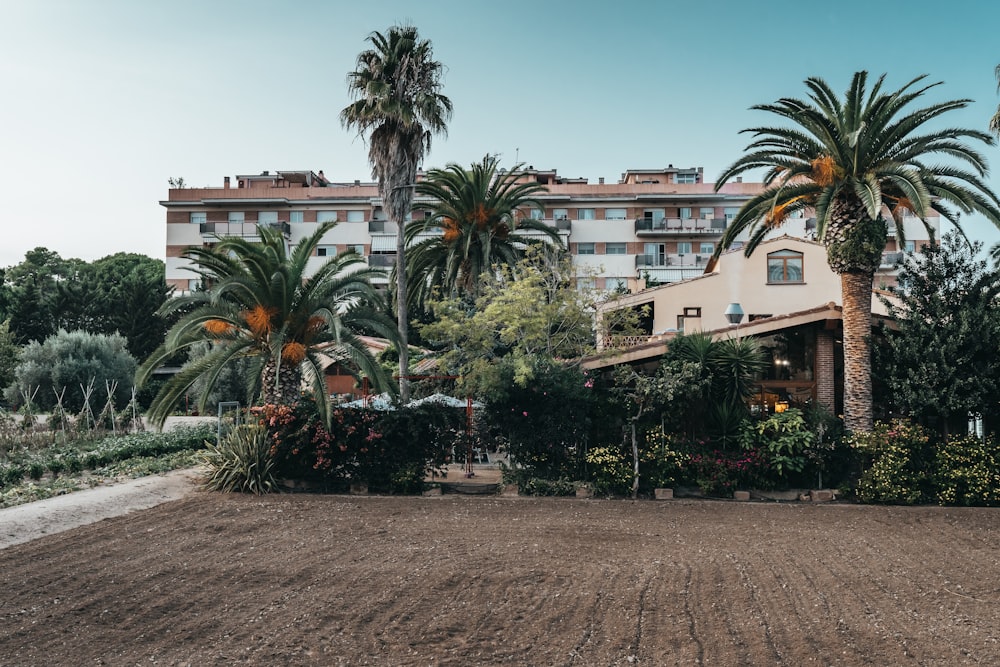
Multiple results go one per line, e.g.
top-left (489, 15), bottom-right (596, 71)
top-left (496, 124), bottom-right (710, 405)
top-left (515, 147), bottom-right (519, 163)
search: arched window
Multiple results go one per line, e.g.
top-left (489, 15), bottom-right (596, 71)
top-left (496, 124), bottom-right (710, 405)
top-left (767, 249), bottom-right (804, 283)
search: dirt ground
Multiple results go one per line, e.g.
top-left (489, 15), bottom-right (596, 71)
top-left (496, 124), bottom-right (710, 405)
top-left (2, 479), bottom-right (1000, 666)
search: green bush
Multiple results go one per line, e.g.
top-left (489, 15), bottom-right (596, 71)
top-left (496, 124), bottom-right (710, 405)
top-left (934, 434), bottom-right (1000, 506)
top-left (849, 419), bottom-right (932, 504)
top-left (201, 423), bottom-right (277, 495)
top-left (742, 408), bottom-right (816, 488)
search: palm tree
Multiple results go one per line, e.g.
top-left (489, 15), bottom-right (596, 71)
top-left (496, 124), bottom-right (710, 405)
top-left (406, 155), bottom-right (564, 308)
top-left (340, 24), bottom-right (452, 403)
top-left (715, 71), bottom-right (1000, 433)
top-left (991, 64), bottom-right (1000, 138)
top-left (137, 222), bottom-right (397, 429)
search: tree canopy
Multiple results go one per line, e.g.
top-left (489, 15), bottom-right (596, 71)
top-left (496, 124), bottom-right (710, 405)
top-left (875, 231), bottom-right (1000, 436)
top-left (137, 222), bottom-right (396, 429)
top-left (715, 71), bottom-right (1000, 432)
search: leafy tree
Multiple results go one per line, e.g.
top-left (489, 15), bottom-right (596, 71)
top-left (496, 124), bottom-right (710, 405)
top-left (5, 329), bottom-right (137, 413)
top-left (6, 275), bottom-right (52, 344)
top-left (137, 222), bottom-right (397, 429)
top-left (419, 245), bottom-right (595, 396)
top-left (612, 361), bottom-right (704, 498)
top-left (90, 253), bottom-right (172, 360)
top-left (407, 155), bottom-right (562, 307)
top-left (0, 319), bottom-right (20, 398)
top-left (715, 71), bottom-right (1000, 432)
top-left (480, 356), bottom-right (595, 482)
top-left (341, 24), bottom-right (452, 403)
top-left (875, 231), bottom-right (1000, 437)
top-left (3, 248), bottom-right (88, 344)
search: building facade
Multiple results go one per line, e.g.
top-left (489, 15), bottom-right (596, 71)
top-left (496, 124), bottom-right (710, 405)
top-left (162, 166), bottom-right (936, 294)
top-left (587, 235), bottom-right (903, 416)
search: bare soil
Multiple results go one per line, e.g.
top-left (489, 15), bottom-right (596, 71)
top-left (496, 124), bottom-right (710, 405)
top-left (2, 483), bottom-right (999, 666)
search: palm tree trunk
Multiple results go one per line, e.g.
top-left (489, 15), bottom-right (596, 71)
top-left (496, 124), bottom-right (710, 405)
top-left (261, 358), bottom-right (303, 407)
top-left (841, 271), bottom-right (874, 433)
top-left (396, 220), bottom-right (410, 404)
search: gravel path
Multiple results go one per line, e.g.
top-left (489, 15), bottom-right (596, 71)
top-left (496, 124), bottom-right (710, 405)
top-left (0, 467), bottom-right (200, 549)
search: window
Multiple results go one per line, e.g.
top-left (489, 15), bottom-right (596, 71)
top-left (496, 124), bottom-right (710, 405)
top-left (228, 211), bottom-right (245, 223)
top-left (258, 211), bottom-right (278, 224)
top-left (904, 240), bottom-right (916, 253)
top-left (576, 277), bottom-right (596, 291)
top-left (290, 211), bottom-right (304, 223)
top-left (644, 243), bottom-right (666, 266)
top-left (677, 242), bottom-right (692, 255)
top-left (577, 208), bottom-right (596, 220)
top-left (577, 242), bottom-right (596, 255)
top-left (529, 208), bottom-right (543, 220)
top-left (605, 208), bottom-right (627, 220)
top-left (347, 244), bottom-right (365, 256)
top-left (317, 210), bottom-right (338, 223)
top-left (767, 249), bottom-right (804, 283)
top-left (187, 279), bottom-right (200, 291)
top-left (683, 307), bottom-right (702, 318)
top-left (317, 245), bottom-right (335, 257)
top-left (675, 173), bottom-right (697, 184)
top-left (605, 243), bottom-right (627, 255)
top-left (553, 208), bottom-right (569, 221)
top-left (346, 210), bottom-right (365, 223)
top-left (642, 208), bottom-right (665, 222)
top-left (189, 212), bottom-right (206, 224)
top-left (699, 242), bottom-right (714, 255)
top-left (678, 207), bottom-right (692, 220)
top-left (724, 207), bottom-right (739, 223)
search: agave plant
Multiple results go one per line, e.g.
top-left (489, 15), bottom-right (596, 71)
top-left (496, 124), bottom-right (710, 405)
top-left (201, 423), bottom-right (277, 495)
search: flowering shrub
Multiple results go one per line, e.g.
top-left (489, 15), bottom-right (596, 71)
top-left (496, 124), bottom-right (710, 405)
top-left (640, 427), bottom-right (691, 490)
top-left (849, 419), bottom-right (932, 504)
top-left (688, 448), bottom-right (768, 497)
top-left (257, 399), bottom-right (459, 493)
top-left (585, 446), bottom-right (632, 496)
top-left (934, 434), bottom-right (1000, 506)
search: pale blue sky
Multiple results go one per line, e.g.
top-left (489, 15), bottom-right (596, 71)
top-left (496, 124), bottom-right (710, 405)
top-left (2, 0), bottom-right (1000, 266)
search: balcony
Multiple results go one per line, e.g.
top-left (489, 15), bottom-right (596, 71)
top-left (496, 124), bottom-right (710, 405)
top-left (635, 217), bottom-right (726, 235)
top-left (368, 254), bottom-right (396, 268)
top-left (635, 254), bottom-right (709, 268)
top-left (199, 221), bottom-right (290, 238)
top-left (881, 251), bottom-right (905, 268)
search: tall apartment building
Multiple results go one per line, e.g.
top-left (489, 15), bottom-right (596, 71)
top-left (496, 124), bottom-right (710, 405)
top-left (162, 166), bottom-right (934, 294)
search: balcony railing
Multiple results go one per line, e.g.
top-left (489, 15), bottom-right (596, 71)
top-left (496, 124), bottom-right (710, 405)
top-left (601, 334), bottom-right (657, 350)
top-left (636, 254), bottom-right (709, 268)
top-left (881, 251), bottom-right (905, 268)
top-left (199, 221), bottom-right (290, 237)
top-left (635, 217), bottom-right (727, 234)
top-left (368, 254), bottom-right (396, 268)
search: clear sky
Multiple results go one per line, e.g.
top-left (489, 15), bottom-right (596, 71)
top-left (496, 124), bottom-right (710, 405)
top-left (3, 0), bottom-right (1000, 267)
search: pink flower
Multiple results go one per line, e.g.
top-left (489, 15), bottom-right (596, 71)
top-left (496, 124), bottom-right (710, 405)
top-left (522, 411), bottom-right (528, 417)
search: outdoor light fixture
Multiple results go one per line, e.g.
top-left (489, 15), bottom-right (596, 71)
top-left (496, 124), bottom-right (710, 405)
top-left (724, 302), bottom-right (744, 326)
